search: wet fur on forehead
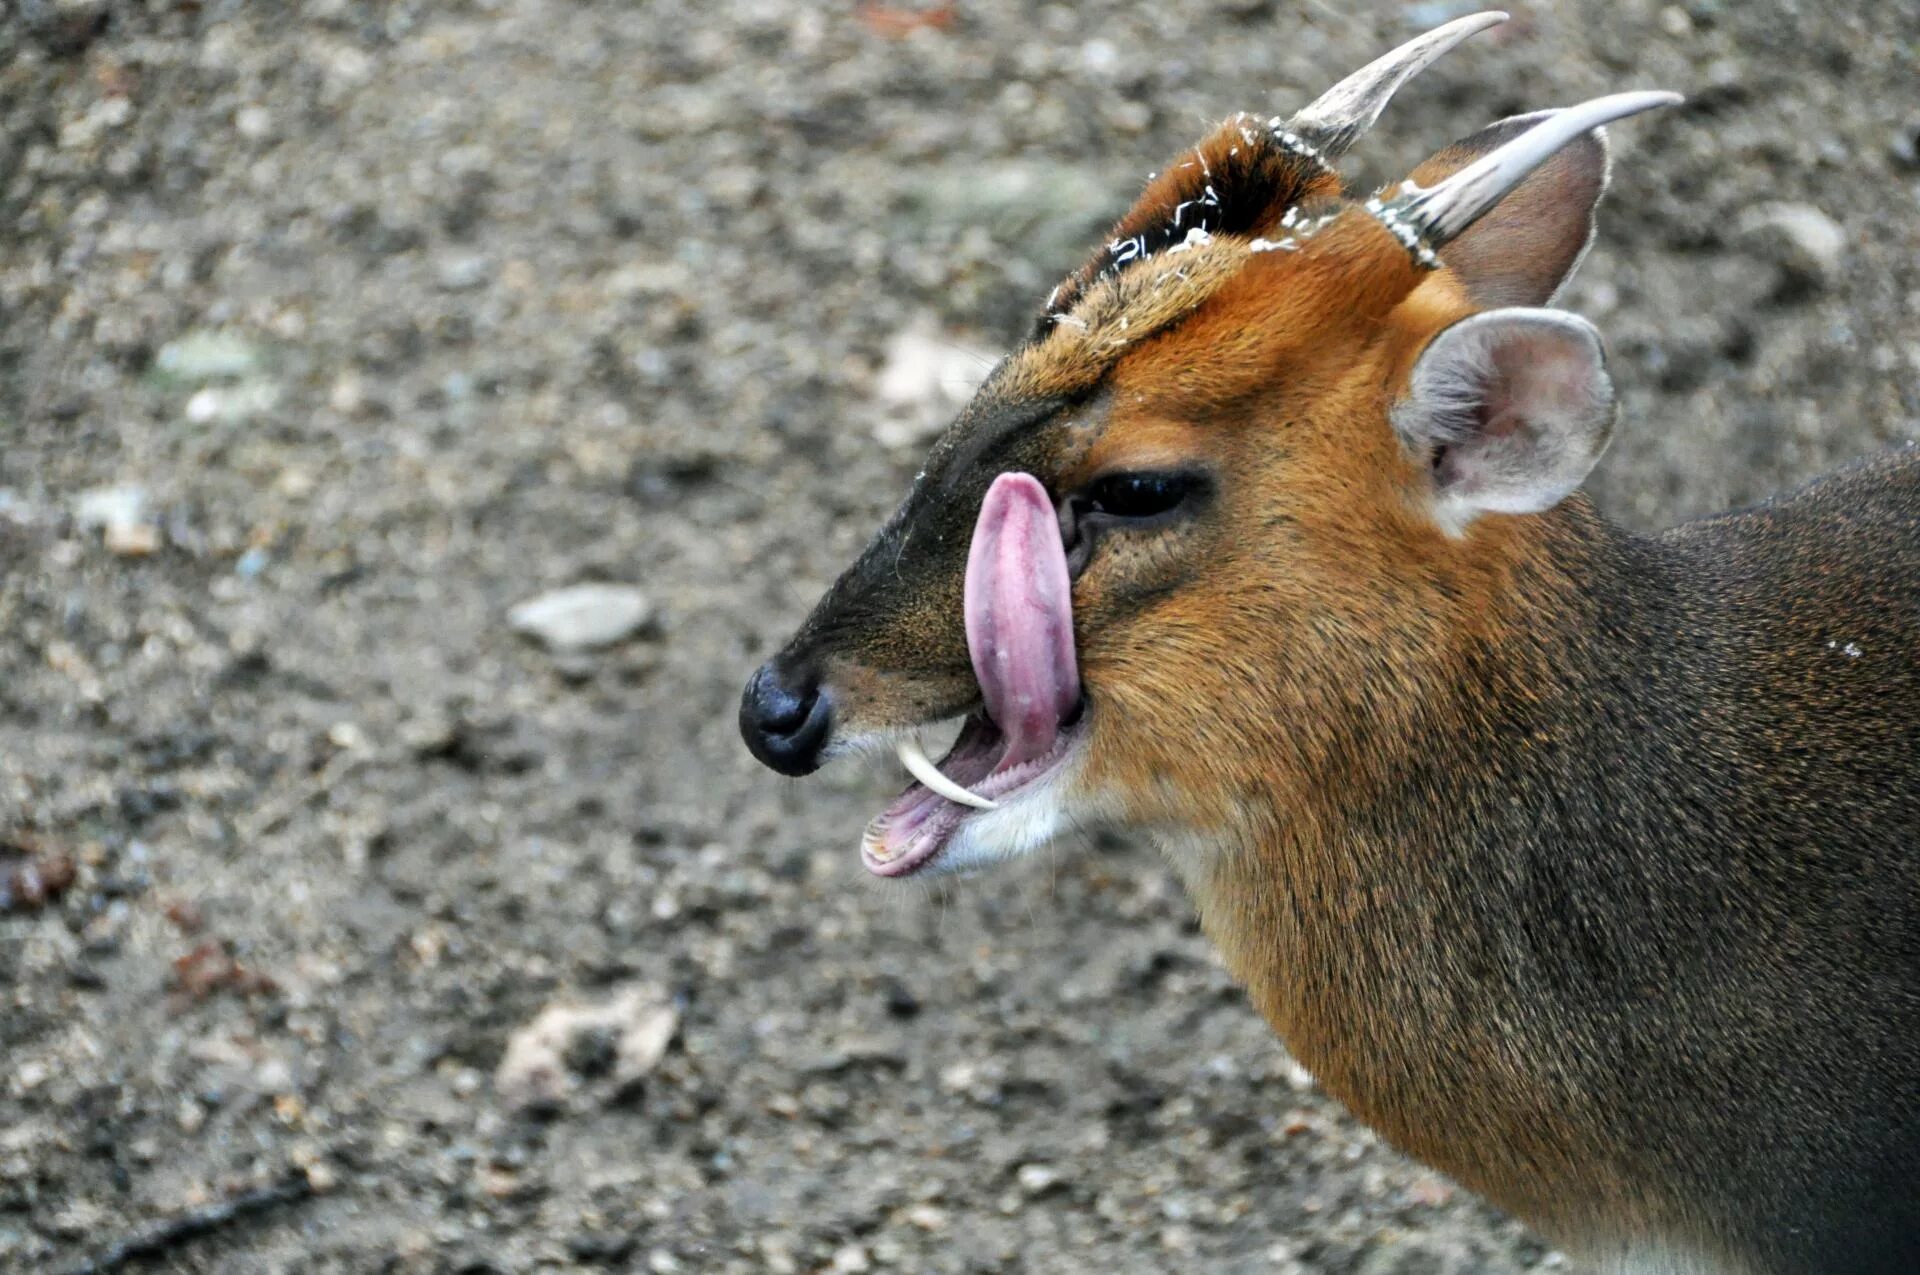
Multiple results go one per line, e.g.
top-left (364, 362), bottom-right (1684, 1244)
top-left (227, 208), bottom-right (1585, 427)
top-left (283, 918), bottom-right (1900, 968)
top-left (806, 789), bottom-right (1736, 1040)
top-left (1042, 112), bottom-right (1339, 325)
top-left (994, 234), bottom-right (1253, 402)
top-left (991, 112), bottom-right (1346, 404)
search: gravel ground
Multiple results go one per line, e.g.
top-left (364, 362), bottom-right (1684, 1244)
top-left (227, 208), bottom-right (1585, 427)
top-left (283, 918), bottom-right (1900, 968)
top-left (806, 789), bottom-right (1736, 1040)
top-left (2, 1), bottom-right (1916, 1271)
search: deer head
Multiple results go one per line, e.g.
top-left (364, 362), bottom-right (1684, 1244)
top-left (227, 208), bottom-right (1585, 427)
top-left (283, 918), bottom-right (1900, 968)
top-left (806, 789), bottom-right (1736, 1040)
top-left (741, 12), bottom-right (1678, 882)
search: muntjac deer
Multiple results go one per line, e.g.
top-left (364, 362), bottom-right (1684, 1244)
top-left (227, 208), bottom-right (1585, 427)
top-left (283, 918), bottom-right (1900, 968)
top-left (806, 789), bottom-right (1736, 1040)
top-left (740, 14), bottom-right (1920, 1272)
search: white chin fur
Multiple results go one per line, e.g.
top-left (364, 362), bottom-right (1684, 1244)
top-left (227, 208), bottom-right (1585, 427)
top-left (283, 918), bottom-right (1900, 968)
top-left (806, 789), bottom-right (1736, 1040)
top-left (930, 794), bottom-right (1072, 876)
top-left (911, 752), bottom-right (1112, 878)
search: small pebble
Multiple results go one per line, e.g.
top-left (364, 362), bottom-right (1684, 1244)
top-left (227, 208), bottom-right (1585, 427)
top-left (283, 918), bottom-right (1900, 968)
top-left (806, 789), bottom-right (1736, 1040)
top-left (235, 105), bottom-right (273, 140)
top-left (495, 984), bottom-right (679, 1110)
top-left (905, 1203), bottom-right (949, 1232)
top-left (1891, 116), bottom-right (1920, 170)
top-left (1740, 201), bottom-right (1847, 292)
top-left (73, 484), bottom-right (147, 531)
top-left (508, 584), bottom-right (652, 652)
top-left (436, 254), bottom-right (491, 291)
top-left (104, 521), bottom-right (160, 556)
top-left (1016, 1163), bottom-right (1065, 1196)
top-left (154, 330), bottom-right (262, 382)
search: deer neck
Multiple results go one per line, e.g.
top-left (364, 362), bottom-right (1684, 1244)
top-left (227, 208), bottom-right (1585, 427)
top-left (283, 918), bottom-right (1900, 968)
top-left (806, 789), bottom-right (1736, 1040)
top-left (1163, 496), bottom-right (1691, 1236)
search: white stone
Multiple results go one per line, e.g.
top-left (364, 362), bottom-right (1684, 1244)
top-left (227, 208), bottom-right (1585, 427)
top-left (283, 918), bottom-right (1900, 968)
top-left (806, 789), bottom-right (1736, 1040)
top-left (436, 254), bottom-right (491, 291)
top-left (871, 320), bottom-right (996, 448)
top-left (495, 984), bottom-right (678, 1110)
top-left (73, 484), bottom-right (147, 531)
top-left (155, 329), bottom-right (263, 382)
top-left (1741, 202), bottom-right (1847, 289)
top-left (235, 106), bottom-right (273, 140)
top-left (508, 584), bottom-right (651, 652)
top-left (1016, 1163), bottom-right (1064, 1195)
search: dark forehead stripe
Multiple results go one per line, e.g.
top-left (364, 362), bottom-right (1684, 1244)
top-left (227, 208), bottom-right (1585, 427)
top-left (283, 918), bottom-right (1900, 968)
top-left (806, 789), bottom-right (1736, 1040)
top-left (935, 382), bottom-right (1078, 486)
top-left (1030, 114), bottom-right (1332, 342)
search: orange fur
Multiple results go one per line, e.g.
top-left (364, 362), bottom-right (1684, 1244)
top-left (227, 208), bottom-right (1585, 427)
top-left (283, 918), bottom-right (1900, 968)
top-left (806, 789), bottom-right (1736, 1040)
top-left (752, 81), bottom-right (1920, 1270)
top-left (1052, 210), bottom-right (1655, 1234)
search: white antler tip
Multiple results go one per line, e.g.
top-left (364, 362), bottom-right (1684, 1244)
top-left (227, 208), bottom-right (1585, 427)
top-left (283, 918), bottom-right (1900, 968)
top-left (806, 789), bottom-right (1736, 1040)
top-left (1399, 89), bottom-right (1684, 244)
top-left (1285, 10), bottom-right (1510, 160)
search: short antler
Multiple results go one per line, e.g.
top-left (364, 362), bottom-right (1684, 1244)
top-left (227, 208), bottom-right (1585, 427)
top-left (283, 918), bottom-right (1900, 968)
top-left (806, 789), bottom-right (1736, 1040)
top-left (1374, 91), bottom-right (1683, 260)
top-left (1282, 11), bottom-right (1508, 163)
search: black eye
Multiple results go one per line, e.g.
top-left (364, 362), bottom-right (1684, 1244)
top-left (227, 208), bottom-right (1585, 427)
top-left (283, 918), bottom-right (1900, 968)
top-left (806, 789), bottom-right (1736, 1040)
top-left (1082, 471), bottom-right (1203, 521)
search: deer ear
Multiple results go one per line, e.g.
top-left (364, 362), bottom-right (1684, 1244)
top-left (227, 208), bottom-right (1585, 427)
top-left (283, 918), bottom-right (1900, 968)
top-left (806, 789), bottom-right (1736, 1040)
top-left (1399, 111), bottom-right (1610, 306)
top-left (1393, 309), bottom-right (1616, 532)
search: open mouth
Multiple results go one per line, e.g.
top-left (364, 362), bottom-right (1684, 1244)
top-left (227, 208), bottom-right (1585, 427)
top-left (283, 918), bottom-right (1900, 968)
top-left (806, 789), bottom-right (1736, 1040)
top-left (861, 704), bottom-right (1086, 877)
top-left (861, 470), bottom-right (1083, 878)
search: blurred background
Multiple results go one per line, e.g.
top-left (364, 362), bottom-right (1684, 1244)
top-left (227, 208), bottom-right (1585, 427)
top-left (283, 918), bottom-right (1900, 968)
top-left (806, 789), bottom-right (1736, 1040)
top-left (1, 1), bottom-right (1916, 1270)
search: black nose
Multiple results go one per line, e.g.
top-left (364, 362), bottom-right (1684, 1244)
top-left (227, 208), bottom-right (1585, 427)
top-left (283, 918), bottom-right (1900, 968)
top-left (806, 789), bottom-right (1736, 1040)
top-left (740, 661), bottom-right (833, 776)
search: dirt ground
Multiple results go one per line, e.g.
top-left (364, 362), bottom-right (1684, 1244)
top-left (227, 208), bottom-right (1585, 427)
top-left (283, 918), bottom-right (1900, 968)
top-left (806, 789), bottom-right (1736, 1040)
top-left (2, 1), bottom-right (1917, 1271)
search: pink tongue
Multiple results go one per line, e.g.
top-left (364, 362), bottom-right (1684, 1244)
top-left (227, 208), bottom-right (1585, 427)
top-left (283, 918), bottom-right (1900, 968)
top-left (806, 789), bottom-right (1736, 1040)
top-left (964, 473), bottom-right (1081, 768)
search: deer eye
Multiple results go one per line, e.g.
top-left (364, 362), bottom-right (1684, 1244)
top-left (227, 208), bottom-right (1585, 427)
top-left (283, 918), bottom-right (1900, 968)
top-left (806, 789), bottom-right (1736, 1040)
top-left (1081, 471), bottom-right (1207, 521)
top-left (1060, 470), bottom-right (1211, 577)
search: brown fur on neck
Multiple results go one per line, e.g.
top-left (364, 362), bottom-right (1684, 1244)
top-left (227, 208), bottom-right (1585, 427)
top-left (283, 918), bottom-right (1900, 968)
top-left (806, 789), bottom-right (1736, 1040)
top-left (1156, 499), bottom-right (1672, 1241)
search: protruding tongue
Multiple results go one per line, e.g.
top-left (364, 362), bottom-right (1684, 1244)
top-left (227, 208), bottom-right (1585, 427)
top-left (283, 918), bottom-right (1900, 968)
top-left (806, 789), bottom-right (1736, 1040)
top-left (964, 473), bottom-right (1081, 768)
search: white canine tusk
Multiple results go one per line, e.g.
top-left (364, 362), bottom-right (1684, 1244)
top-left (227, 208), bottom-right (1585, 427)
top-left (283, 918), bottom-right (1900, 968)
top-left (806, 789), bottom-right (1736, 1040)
top-left (896, 736), bottom-right (998, 810)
